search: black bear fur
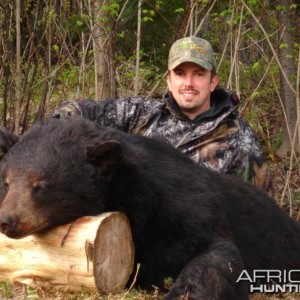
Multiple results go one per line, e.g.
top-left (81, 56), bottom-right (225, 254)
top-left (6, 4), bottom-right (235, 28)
top-left (0, 117), bottom-right (299, 300)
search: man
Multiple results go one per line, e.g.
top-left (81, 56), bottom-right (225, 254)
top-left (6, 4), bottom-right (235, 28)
top-left (53, 36), bottom-right (273, 196)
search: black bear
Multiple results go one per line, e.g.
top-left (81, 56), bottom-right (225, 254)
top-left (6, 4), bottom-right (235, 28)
top-left (0, 117), bottom-right (299, 300)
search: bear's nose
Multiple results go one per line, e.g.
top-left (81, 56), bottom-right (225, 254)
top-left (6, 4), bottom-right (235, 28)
top-left (0, 214), bottom-right (15, 235)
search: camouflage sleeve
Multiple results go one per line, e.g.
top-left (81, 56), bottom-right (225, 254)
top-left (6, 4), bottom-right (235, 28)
top-left (52, 98), bottom-right (149, 132)
top-left (232, 119), bottom-right (274, 197)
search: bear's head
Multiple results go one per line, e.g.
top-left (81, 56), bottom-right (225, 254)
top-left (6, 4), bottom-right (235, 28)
top-left (0, 118), bottom-right (123, 238)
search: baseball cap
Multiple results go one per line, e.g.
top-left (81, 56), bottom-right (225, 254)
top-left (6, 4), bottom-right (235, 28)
top-left (168, 36), bottom-right (217, 71)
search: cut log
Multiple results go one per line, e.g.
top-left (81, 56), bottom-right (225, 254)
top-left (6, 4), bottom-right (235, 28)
top-left (0, 212), bottom-right (134, 293)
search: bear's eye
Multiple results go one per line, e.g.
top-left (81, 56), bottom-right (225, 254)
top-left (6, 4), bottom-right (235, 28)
top-left (3, 178), bottom-right (9, 189)
top-left (4, 179), bottom-right (9, 187)
top-left (32, 181), bottom-right (47, 192)
top-left (0, 177), bottom-right (8, 202)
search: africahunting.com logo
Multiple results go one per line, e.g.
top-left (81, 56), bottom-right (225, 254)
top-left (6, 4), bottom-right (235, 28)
top-left (237, 270), bottom-right (300, 293)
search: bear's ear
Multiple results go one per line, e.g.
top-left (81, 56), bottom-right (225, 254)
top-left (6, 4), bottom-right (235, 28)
top-left (86, 140), bottom-right (123, 178)
top-left (0, 127), bottom-right (19, 160)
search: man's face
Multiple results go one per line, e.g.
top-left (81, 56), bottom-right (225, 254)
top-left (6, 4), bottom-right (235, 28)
top-left (167, 62), bottom-right (219, 119)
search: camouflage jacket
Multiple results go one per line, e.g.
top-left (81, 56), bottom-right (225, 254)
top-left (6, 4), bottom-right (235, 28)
top-left (53, 87), bottom-right (273, 196)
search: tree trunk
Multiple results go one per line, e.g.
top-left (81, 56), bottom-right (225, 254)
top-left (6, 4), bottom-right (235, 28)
top-left (14, 0), bottom-right (22, 133)
top-left (276, 0), bottom-right (299, 156)
top-left (0, 212), bottom-right (134, 294)
top-left (36, 0), bottom-right (57, 121)
top-left (134, 0), bottom-right (142, 96)
top-left (92, 0), bottom-right (116, 99)
top-left (174, 0), bottom-right (192, 39)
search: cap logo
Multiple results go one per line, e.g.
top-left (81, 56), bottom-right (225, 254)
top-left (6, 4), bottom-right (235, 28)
top-left (178, 41), bottom-right (208, 56)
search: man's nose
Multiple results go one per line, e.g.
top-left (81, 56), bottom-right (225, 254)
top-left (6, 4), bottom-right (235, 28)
top-left (184, 75), bottom-right (193, 87)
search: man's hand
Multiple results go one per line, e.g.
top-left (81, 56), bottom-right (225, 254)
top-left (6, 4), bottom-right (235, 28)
top-left (52, 101), bottom-right (82, 118)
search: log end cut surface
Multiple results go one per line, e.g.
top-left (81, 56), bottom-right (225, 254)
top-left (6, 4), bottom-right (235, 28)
top-left (93, 212), bottom-right (135, 293)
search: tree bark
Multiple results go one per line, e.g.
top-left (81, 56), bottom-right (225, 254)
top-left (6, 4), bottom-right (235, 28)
top-left (36, 0), bottom-right (57, 121)
top-left (134, 0), bottom-right (142, 96)
top-left (276, 0), bottom-right (299, 156)
top-left (0, 212), bottom-right (134, 294)
top-left (91, 0), bottom-right (116, 99)
top-left (14, 0), bottom-right (22, 133)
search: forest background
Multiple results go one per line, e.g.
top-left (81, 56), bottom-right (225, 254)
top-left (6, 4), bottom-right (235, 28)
top-left (0, 0), bottom-right (299, 299)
